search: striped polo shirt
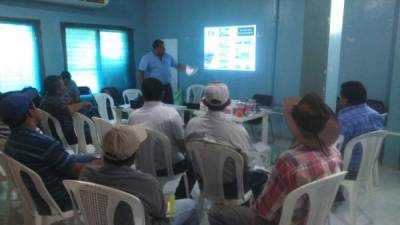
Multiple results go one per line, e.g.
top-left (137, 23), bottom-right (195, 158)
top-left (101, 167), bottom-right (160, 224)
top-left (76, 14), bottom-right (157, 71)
top-left (4, 127), bottom-right (76, 213)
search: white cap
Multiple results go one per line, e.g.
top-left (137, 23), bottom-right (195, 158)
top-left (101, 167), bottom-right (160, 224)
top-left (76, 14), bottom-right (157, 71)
top-left (103, 125), bottom-right (147, 161)
top-left (203, 83), bottom-right (230, 107)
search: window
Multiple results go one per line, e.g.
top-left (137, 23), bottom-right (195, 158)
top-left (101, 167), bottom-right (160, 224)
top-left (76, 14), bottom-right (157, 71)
top-left (63, 25), bottom-right (132, 93)
top-left (0, 19), bottom-right (42, 93)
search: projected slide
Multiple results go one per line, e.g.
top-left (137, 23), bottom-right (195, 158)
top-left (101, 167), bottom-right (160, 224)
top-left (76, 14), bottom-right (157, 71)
top-left (204, 25), bottom-right (256, 71)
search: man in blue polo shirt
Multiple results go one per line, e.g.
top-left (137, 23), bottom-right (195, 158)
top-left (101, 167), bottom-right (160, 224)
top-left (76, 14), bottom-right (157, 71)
top-left (338, 81), bottom-right (384, 178)
top-left (0, 90), bottom-right (99, 214)
top-left (138, 39), bottom-right (187, 104)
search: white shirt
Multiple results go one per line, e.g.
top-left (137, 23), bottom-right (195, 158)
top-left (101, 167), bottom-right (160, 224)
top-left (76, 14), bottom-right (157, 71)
top-left (128, 101), bottom-right (185, 170)
top-left (185, 111), bottom-right (256, 182)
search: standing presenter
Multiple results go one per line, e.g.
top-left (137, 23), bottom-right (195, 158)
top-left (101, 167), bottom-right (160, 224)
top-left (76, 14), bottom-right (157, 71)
top-left (138, 39), bottom-right (197, 104)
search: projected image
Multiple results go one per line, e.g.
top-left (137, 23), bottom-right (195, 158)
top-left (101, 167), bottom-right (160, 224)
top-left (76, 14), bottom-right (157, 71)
top-left (204, 25), bottom-right (256, 71)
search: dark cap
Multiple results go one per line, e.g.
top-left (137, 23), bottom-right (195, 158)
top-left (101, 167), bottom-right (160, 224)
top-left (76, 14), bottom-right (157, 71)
top-left (0, 89), bottom-right (37, 122)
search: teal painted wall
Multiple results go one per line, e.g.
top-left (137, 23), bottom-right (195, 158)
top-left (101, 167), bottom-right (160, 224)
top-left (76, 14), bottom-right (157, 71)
top-left (0, 0), bottom-right (146, 92)
top-left (144, 0), bottom-right (279, 101)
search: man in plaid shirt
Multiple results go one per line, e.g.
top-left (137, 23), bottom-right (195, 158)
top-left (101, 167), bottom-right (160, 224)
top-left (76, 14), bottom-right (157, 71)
top-left (208, 94), bottom-right (342, 225)
top-left (338, 81), bottom-right (384, 178)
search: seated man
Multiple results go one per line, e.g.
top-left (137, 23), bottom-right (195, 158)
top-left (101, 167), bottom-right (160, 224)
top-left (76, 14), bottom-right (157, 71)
top-left (338, 81), bottom-right (384, 178)
top-left (0, 91), bottom-right (99, 214)
top-left (128, 78), bottom-right (194, 199)
top-left (208, 93), bottom-right (343, 225)
top-left (80, 125), bottom-right (198, 225)
top-left (40, 75), bottom-right (92, 145)
top-left (185, 83), bottom-right (267, 198)
top-left (60, 71), bottom-right (80, 104)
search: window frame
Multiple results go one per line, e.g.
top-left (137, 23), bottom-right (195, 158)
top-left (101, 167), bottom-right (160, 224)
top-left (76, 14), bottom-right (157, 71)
top-left (60, 22), bottom-right (135, 91)
top-left (0, 17), bottom-right (46, 92)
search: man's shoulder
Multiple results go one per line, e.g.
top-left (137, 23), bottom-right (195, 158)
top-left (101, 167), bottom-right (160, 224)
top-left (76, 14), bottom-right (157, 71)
top-left (142, 52), bottom-right (155, 60)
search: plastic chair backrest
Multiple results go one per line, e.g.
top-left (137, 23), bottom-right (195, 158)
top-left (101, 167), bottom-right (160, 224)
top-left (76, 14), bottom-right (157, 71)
top-left (63, 180), bottom-right (145, 225)
top-left (92, 117), bottom-right (113, 144)
top-left (278, 171), bottom-right (347, 225)
top-left (335, 135), bottom-right (345, 151)
top-left (135, 128), bottom-right (174, 177)
top-left (101, 87), bottom-right (124, 105)
top-left (78, 86), bottom-right (92, 95)
top-left (94, 93), bottom-right (117, 121)
top-left (123, 89), bottom-right (142, 104)
top-left (1, 152), bottom-right (65, 216)
top-left (342, 130), bottom-right (387, 183)
top-left (366, 99), bottom-right (386, 114)
top-left (186, 139), bottom-right (246, 204)
top-left (38, 109), bottom-right (71, 150)
top-left (72, 112), bottom-right (101, 155)
top-left (186, 85), bottom-right (205, 103)
top-left (0, 152), bottom-right (16, 190)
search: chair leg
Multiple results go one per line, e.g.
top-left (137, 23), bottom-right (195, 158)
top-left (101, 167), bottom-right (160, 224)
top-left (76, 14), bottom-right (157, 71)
top-left (197, 192), bottom-right (206, 219)
top-left (373, 162), bottom-right (380, 187)
top-left (183, 173), bottom-right (190, 198)
top-left (348, 186), bottom-right (358, 225)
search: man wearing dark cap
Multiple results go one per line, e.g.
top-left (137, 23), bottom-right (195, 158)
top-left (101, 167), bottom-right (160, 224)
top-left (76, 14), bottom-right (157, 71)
top-left (0, 91), bottom-right (99, 214)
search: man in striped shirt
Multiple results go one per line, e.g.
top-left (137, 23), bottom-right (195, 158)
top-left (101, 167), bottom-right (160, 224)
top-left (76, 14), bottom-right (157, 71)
top-left (0, 91), bottom-right (99, 214)
top-left (208, 94), bottom-right (342, 225)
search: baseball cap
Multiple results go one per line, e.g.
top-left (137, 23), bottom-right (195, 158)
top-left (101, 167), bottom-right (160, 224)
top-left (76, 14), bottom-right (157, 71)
top-left (202, 83), bottom-right (230, 108)
top-left (0, 89), bottom-right (38, 124)
top-left (102, 125), bottom-right (147, 161)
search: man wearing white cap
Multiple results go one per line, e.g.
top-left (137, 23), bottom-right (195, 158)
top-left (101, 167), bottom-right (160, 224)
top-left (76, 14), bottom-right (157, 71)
top-left (80, 125), bottom-right (198, 225)
top-left (185, 82), bottom-right (267, 199)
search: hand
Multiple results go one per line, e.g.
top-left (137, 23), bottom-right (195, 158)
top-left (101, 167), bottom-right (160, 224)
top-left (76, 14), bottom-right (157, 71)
top-left (82, 101), bottom-right (92, 109)
top-left (283, 96), bottom-right (301, 114)
top-left (90, 159), bottom-right (103, 165)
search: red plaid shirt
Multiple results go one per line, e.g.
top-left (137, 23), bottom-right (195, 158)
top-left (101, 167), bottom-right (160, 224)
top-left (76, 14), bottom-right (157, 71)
top-left (254, 145), bottom-right (342, 225)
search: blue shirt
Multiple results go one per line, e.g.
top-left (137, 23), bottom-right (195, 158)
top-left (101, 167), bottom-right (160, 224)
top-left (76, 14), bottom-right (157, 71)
top-left (4, 127), bottom-right (76, 213)
top-left (338, 103), bottom-right (384, 172)
top-left (138, 52), bottom-right (177, 84)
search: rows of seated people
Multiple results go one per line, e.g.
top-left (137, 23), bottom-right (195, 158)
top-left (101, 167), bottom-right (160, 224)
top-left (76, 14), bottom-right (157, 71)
top-left (0, 74), bottom-right (384, 225)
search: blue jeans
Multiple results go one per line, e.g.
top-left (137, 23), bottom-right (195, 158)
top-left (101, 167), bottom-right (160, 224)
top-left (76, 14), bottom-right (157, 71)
top-left (170, 199), bottom-right (199, 225)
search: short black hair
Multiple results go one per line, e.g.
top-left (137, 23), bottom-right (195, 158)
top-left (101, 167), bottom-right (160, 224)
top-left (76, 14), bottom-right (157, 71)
top-left (44, 75), bottom-right (62, 96)
top-left (141, 78), bottom-right (163, 101)
top-left (152, 39), bottom-right (164, 49)
top-left (60, 71), bottom-right (71, 80)
top-left (340, 81), bottom-right (367, 105)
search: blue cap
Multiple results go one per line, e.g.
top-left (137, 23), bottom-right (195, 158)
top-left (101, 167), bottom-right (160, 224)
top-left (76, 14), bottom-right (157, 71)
top-left (0, 89), bottom-right (37, 123)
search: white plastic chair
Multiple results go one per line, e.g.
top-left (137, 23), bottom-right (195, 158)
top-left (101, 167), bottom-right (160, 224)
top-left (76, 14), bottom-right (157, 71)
top-left (63, 180), bottom-right (146, 225)
top-left (334, 134), bottom-right (344, 151)
top-left (123, 89), bottom-right (142, 104)
top-left (92, 117), bottom-right (113, 144)
top-left (94, 93), bottom-right (117, 124)
top-left (0, 152), bottom-right (74, 225)
top-left (39, 109), bottom-right (77, 154)
top-left (341, 130), bottom-right (387, 225)
top-left (0, 151), bottom-right (21, 225)
top-left (186, 139), bottom-right (253, 209)
top-left (278, 172), bottom-right (347, 225)
top-left (186, 84), bottom-right (205, 103)
top-left (135, 128), bottom-right (189, 196)
top-left (72, 112), bottom-right (101, 155)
